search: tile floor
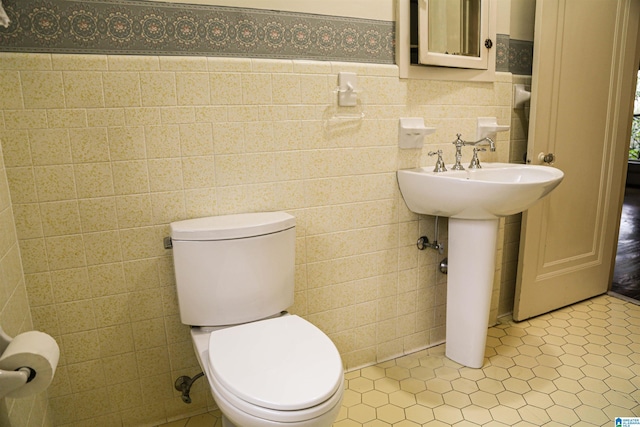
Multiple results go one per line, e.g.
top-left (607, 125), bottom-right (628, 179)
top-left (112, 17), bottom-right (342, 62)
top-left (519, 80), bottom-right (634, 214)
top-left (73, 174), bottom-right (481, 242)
top-left (158, 294), bottom-right (640, 427)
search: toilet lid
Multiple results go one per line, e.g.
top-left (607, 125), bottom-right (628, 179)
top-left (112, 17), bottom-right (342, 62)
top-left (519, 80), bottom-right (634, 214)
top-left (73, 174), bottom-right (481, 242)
top-left (208, 315), bottom-right (343, 411)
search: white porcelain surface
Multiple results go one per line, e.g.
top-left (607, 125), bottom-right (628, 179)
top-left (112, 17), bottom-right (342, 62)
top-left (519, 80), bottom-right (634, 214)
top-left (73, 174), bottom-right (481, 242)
top-left (446, 218), bottom-right (499, 368)
top-left (208, 315), bottom-right (343, 411)
top-left (171, 212), bottom-right (295, 240)
top-left (171, 212), bottom-right (295, 326)
top-left (397, 162), bottom-right (564, 219)
top-left (190, 322), bottom-right (344, 427)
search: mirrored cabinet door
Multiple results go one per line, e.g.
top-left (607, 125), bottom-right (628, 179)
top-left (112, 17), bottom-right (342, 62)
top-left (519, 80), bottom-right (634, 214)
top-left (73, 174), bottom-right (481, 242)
top-left (415, 0), bottom-right (491, 70)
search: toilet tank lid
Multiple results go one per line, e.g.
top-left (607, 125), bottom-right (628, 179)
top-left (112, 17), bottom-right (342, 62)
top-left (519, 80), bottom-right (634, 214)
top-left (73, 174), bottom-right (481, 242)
top-left (171, 212), bottom-right (295, 241)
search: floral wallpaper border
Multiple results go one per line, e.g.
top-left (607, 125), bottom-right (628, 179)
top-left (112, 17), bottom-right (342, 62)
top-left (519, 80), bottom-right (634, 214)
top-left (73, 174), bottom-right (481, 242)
top-left (497, 34), bottom-right (534, 76)
top-left (0, 0), bottom-right (395, 63)
top-left (0, 0), bottom-right (533, 72)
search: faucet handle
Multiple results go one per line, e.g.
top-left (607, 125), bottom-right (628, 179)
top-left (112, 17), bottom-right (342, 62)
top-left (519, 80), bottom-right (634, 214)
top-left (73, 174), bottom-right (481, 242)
top-left (452, 134), bottom-right (464, 146)
top-left (428, 150), bottom-right (447, 172)
top-left (468, 147), bottom-right (486, 169)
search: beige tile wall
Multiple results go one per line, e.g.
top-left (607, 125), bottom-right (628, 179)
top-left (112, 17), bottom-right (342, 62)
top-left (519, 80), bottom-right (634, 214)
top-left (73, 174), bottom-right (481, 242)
top-left (0, 123), bottom-right (52, 424)
top-left (0, 52), bottom-right (512, 426)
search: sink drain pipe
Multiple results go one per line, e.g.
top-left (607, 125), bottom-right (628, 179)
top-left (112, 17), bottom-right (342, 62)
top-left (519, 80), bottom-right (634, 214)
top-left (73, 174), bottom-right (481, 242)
top-left (416, 216), bottom-right (448, 274)
top-left (439, 258), bottom-right (448, 274)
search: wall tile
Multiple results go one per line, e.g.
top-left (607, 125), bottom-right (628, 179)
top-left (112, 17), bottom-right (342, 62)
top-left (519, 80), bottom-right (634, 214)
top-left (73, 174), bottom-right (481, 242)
top-left (47, 109), bottom-right (88, 128)
top-left (145, 125), bottom-right (182, 158)
top-left (0, 245), bottom-right (21, 295)
top-left (1, 130), bottom-right (32, 167)
top-left (300, 74), bottom-right (330, 105)
top-left (108, 55), bottom-right (160, 72)
top-left (24, 273), bottom-right (53, 307)
top-left (68, 360), bottom-right (106, 392)
top-left (136, 347), bottom-right (170, 378)
top-left (119, 226), bottom-right (165, 261)
top-left (93, 295), bottom-right (131, 329)
top-left (0, 71), bottom-right (24, 110)
top-left (69, 127), bottom-right (111, 163)
top-left (151, 191), bottom-right (186, 224)
top-left (50, 267), bottom-right (91, 304)
top-left (148, 159), bottom-right (183, 192)
top-left (87, 108), bottom-right (126, 127)
top-left (1, 53), bottom-right (516, 427)
top-left (45, 234), bottom-right (86, 270)
top-left (78, 197), bottom-right (118, 232)
top-left (40, 200), bottom-right (81, 237)
top-left (52, 54), bottom-right (108, 71)
top-left (103, 72), bottom-right (142, 108)
top-left (126, 107), bottom-right (161, 126)
top-left (4, 110), bottom-right (48, 130)
top-left (98, 323), bottom-right (135, 357)
top-left (242, 73), bottom-right (272, 105)
top-left (63, 71), bottom-right (105, 108)
top-left (29, 128), bottom-right (72, 166)
top-left (20, 71), bottom-right (65, 109)
top-left (108, 126), bottom-right (146, 161)
top-left (176, 72), bottom-right (211, 106)
top-left (160, 106), bottom-right (196, 124)
top-left (243, 121), bottom-right (274, 152)
top-left (74, 166), bottom-right (115, 202)
top-left (209, 73), bottom-right (243, 105)
top-left (103, 352), bottom-right (138, 386)
top-left (87, 263), bottom-right (128, 298)
top-left (184, 188), bottom-right (216, 218)
top-left (213, 122), bottom-right (244, 154)
top-left (112, 161), bottom-right (150, 195)
top-left (18, 238), bottom-right (48, 274)
top-left (116, 194), bottom-right (153, 229)
top-left (272, 74), bottom-right (301, 104)
top-left (33, 165), bottom-right (77, 202)
top-left (181, 156), bottom-right (215, 189)
top-left (140, 72), bottom-right (177, 107)
top-left (84, 231), bottom-right (123, 265)
top-left (57, 300), bottom-right (96, 334)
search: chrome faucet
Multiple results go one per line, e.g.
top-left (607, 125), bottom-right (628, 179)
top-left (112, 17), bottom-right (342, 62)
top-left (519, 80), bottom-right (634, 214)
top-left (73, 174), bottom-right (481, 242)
top-left (428, 150), bottom-right (447, 172)
top-left (468, 136), bottom-right (496, 152)
top-left (451, 134), bottom-right (466, 170)
top-left (450, 134), bottom-right (496, 170)
top-left (469, 147), bottom-right (486, 169)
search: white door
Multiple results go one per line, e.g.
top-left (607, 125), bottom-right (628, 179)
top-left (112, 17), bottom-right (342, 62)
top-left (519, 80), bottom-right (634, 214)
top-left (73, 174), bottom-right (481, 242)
top-left (513, 0), bottom-right (640, 321)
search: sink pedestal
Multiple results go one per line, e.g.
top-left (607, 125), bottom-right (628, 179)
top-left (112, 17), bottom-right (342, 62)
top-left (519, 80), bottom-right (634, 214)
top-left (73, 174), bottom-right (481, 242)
top-left (446, 218), bottom-right (499, 368)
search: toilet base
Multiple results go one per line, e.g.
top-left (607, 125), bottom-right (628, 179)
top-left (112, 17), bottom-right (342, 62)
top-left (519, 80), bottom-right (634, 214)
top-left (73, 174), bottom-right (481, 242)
top-left (212, 377), bottom-right (343, 427)
top-left (222, 414), bottom-right (235, 427)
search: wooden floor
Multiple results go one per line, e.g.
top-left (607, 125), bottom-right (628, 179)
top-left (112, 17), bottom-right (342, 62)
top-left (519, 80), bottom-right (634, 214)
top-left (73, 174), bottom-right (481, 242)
top-left (610, 186), bottom-right (640, 302)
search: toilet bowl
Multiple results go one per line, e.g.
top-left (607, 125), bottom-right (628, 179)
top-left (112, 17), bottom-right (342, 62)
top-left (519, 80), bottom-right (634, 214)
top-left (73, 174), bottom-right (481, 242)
top-left (170, 212), bottom-right (345, 427)
top-left (191, 315), bottom-right (344, 427)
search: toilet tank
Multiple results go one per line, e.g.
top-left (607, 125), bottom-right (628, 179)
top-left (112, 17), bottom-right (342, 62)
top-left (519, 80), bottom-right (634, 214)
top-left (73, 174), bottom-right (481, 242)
top-left (170, 212), bottom-right (296, 327)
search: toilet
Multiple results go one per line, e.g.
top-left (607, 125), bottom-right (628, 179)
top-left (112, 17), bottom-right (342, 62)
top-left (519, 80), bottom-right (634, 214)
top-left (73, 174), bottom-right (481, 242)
top-left (170, 212), bottom-right (344, 427)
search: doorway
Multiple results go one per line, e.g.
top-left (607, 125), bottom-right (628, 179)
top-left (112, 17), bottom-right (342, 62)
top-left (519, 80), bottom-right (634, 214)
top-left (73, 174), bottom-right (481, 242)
top-left (610, 69), bottom-right (640, 303)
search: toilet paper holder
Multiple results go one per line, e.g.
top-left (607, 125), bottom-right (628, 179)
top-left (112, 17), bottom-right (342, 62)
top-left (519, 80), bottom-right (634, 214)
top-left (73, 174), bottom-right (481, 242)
top-left (0, 327), bottom-right (37, 399)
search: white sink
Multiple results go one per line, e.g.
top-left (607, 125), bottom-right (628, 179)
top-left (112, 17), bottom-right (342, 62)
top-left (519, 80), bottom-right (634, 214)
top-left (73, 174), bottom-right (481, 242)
top-left (397, 162), bottom-right (563, 368)
top-left (397, 162), bottom-right (564, 220)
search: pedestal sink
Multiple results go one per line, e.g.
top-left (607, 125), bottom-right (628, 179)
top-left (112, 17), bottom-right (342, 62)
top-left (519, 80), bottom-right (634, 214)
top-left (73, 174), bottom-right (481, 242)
top-left (397, 163), bottom-right (564, 368)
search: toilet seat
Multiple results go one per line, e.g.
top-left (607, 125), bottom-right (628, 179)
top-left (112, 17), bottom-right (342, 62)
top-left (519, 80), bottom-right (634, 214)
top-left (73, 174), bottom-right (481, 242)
top-left (208, 365), bottom-right (343, 424)
top-left (207, 315), bottom-right (343, 416)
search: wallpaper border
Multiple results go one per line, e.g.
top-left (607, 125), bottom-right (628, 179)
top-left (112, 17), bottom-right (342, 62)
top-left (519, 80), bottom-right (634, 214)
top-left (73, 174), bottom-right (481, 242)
top-left (0, 0), bottom-right (533, 73)
top-left (0, 0), bottom-right (396, 64)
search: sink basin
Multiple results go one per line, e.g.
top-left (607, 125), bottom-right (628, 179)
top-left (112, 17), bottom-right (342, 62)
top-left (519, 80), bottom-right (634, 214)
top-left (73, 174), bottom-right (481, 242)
top-left (397, 162), bottom-right (564, 220)
top-left (397, 162), bottom-right (564, 368)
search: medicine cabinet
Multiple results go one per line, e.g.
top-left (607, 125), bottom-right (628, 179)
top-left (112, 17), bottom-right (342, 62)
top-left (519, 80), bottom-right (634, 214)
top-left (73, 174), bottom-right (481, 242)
top-left (397, 0), bottom-right (497, 81)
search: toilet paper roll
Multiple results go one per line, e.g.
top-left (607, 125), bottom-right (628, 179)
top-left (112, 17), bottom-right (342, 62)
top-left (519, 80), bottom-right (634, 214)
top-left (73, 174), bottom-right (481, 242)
top-left (0, 331), bottom-right (59, 398)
